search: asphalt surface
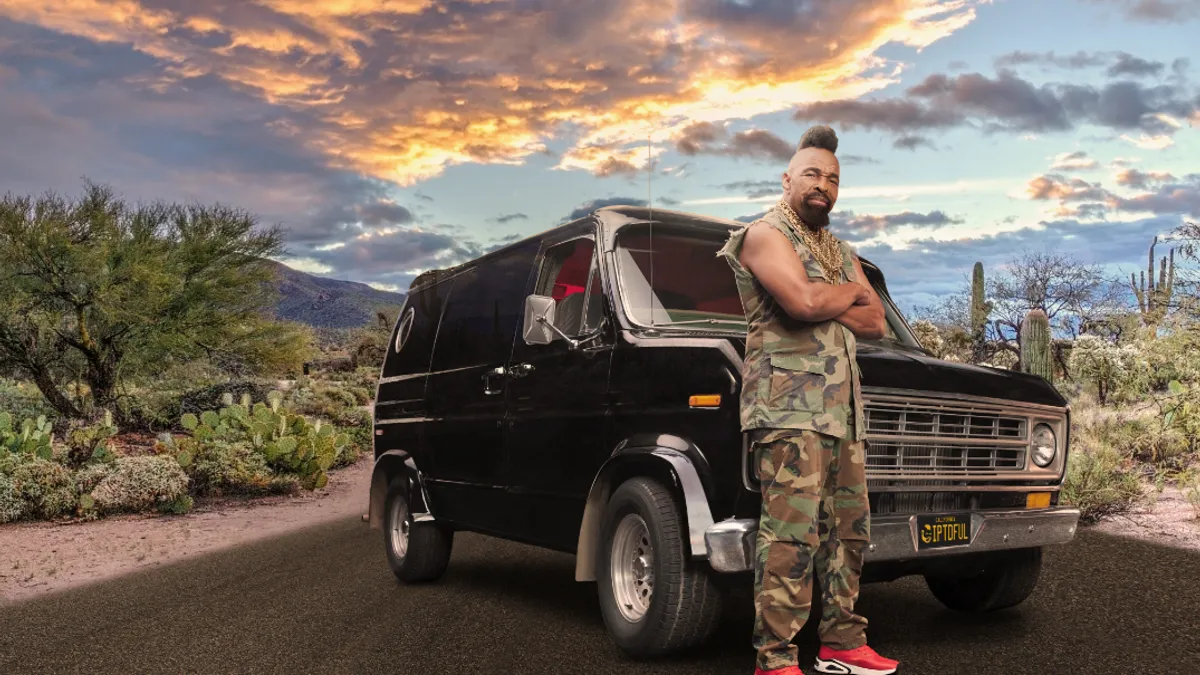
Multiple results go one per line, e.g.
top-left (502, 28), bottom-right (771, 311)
top-left (2, 517), bottom-right (1198, 675)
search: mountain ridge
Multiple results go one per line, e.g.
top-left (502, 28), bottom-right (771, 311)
top-left (268, 260), bottom-right (407, 329)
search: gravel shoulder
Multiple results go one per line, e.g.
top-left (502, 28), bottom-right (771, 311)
top-left (0, 455), bottom-right (373, 606)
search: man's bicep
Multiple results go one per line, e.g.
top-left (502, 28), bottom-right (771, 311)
top-left (742, 224), bottom-right (813, 313)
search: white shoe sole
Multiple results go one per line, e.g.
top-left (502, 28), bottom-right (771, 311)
top-left (814, 657), bottom-right (897, 675)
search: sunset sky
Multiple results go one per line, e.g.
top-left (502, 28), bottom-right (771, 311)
top-left (1, 0), bottom-right (1197, 314)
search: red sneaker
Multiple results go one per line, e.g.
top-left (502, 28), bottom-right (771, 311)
top-left (754, 667), bottom-right (804, 675)
top-left (814, 644), bottom-right (899, 675)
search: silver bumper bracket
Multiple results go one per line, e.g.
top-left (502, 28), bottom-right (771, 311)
top-left (702, 506), bottom-right (1081, 573)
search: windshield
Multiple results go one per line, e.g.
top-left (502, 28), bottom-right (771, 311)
top-left (612, 221), bottom-right (925, 350)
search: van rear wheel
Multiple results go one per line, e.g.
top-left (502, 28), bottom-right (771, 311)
top-left (596, 476), bottom-right (723, 657)
top-left (383, 475), bottom-right (452, 583)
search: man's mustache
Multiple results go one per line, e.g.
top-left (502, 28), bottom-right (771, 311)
top-left (804, 187), bottom-right (832, 207)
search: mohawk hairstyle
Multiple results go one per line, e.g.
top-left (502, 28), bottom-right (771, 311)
top-left (797, 125), bottom-right (838, 154)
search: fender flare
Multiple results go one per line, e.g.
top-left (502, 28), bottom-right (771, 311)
top-left (367, 450), bottom-right (435, 530)
top-left (574, 436), bottom-right (716, 582)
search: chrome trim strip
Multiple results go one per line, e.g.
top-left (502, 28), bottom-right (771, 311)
top-left (379, 373), bottom-right (425, 384)
top-left (622, 331), bottom-right (744, 371)
top-left (865, 435), bottom-right (1031, 447)
top-left (701, 506), bottom-right (1080, 572)
top-left (375, 417), bottom-right (432, 425)
top-left (862, 388), bottom-right (1068, 415)
top-left (865, 483), bottom-right (1060, 493)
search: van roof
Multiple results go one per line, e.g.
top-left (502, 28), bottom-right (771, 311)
top-left (406, 204), bottom-right (881, 293)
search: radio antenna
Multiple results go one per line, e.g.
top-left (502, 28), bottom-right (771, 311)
top-left (647, 125), bottom-right (655, 328)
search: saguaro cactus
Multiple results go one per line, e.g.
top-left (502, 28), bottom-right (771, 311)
top-left (969, 262), bottom-right (992, 362)
top-left (1020, 309), bottom-right (1052, 381)
top-left (1130, 236), bottom-right (1174, 328)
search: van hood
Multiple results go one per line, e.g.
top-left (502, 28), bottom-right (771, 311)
top-left (720, 337), bottom-right (1066, 408)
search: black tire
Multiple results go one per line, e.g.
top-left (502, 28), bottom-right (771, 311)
top-left (596, 476), bottom-right (723, 658)
top-left (924, 546), bottom-right (1043, 612)
top-left (382, 475), bottom-right (453, 583)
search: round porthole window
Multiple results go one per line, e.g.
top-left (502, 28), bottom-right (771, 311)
top-left (394, 308), bottom-right (415, 352)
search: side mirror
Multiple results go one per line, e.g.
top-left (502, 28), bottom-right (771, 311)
top-left (523, 295), bottom-right (557, 345)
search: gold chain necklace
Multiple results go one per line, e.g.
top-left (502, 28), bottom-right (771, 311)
top-left (775, 199), bottom-right (843, 283)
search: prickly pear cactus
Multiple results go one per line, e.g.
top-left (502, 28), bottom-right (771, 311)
top-left (1021, 309), bottom-right (1053, 381)
top-left (0, 413), bottom-right (54, 460)
top-left (174, 390), bottom-right (348, 491)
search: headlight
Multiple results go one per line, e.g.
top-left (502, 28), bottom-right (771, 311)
top-left (1030, 423), bottom-right (1056, 467)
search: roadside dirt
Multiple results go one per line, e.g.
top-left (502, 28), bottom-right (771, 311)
top-left (0, 455), bottom-right (374, 606)
top-left (1088, 485), bottom-right (1200, 552)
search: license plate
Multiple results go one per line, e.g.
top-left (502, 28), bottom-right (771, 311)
top-left (916, 513), bottom-right (972, 550)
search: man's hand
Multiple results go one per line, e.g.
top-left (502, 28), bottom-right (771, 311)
top-left (739, 223), bottom-right (862, 323)
top-left (835, 255), bottom-right (887, 339)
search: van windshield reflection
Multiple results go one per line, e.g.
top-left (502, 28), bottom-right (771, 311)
top-left (611, 224), bottom-right (925, 351)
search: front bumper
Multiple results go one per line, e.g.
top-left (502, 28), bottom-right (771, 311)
top-left (703, 506), bottom-right (1081, 573)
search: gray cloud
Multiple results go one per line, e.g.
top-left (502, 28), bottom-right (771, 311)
top-left (675, 122), bottom-right (795, 162)
top-left (561, 196), bottom-right (648, 223)
top-left (1082, 0), bottom-right (1200, 21)
top-left (1110, 174), bottom-right (1200, 217)
top-left (492, 213), bottom-right (529, 224)
top-left (794, 67), bottom-right (1198, 139)
top-left (894, 135), bottom-right (936, 150)
top-left (1114, 168), bottom-right (1177, 188)
top-left (833, 209), bottom-right (964, 241)
top-left (720, 179), bottom-right (780, 199)
top-left (860, 214), bottom-right (1182, 313)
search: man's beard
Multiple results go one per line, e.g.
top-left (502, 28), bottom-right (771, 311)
top-left (792, 188), bottom-right (832, 229)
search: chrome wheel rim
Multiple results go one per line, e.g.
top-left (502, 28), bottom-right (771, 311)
top-left (389, 497), bottom-right (410, 559)
top-left (611, 513), bottom-right (654, 622)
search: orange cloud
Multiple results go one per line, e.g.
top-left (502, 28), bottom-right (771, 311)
top-left (0, 0), bottom-right (986, 185)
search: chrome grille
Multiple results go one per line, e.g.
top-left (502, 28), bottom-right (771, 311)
top-left (864, 400), bottom-right (1028, 478)
top-left (866, 403), bottom-right (1026, 440)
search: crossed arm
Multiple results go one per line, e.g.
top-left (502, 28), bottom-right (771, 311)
top-left (738, 223), bottom-right (887, 339)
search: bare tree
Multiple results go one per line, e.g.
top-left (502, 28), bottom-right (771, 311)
top-left (986, 250), bottom-right (1127, 380)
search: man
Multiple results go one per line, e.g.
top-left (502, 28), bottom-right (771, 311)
top-left (717, 125), bottom-right (900, 675)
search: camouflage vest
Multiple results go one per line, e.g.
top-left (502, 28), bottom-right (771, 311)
top-left (717, 207), bottom-right (866, 442)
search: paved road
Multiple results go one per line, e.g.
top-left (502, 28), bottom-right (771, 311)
top-left (2, 517), bottom-right (1198, 675)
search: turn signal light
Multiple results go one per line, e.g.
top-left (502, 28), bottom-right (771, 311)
top-left (689, 395), bottom-right (722, 408)
top-left (1026, 492), bottom-right (1051, 509)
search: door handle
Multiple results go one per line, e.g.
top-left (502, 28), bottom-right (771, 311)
top-left (482, 366), bottom-right (506, 395)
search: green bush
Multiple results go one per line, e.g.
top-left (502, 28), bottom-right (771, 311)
top-left (0, 473), bottom-right (25, 523)
top-left (90, 455), bottom-right (191, 515)
top-left (1061, 444), bottom-right (1147, 524)
top-left (0, 379), bottom-right (59, 427)
top-left (9, 458), bottom-right (78, 520)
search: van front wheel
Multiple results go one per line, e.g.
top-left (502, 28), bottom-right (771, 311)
top-left (596, 476), bottom-right (723, 658)
top-left (924, 546), bottom-right (1043, 612)
top-left (382, 475), bottom-right (453, 583)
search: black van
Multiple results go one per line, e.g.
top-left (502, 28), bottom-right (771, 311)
top-left (365, 205), bottom-right (1080, 657)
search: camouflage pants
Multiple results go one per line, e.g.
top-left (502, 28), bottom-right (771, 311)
top-left (750, 426), bottom-right (870, 671)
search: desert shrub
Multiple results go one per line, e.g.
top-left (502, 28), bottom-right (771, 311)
top-left (0, 412), bottom-right (55, 461)
top-left (174, 438), bottom-right (297, 497)
top-left (177, 381), bottom-right (275, 418)
top-left (345, 386), bottom-right (373, 406)
top-left (0, 473), bottom-right (25, 523)
top-left (1061, 443), bottom-right (1146, 524)
top-left (8, 458), bottom-right (78, 520)
top-left (73, 462), bottom-right (114, 495)
top-left (0, 379), bottom-right (59, 426)
top-left (63, 410), bottom-right (119, 468)
top-left (162, 391), bottom-right (351, 491)
top-left (1069, 334), bottom-right (1143, 405)
top-left (90, 455), bottom-right (191, 515)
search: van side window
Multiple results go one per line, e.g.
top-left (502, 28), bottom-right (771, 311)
top-left (536, 238), bottom-right (596, 339)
